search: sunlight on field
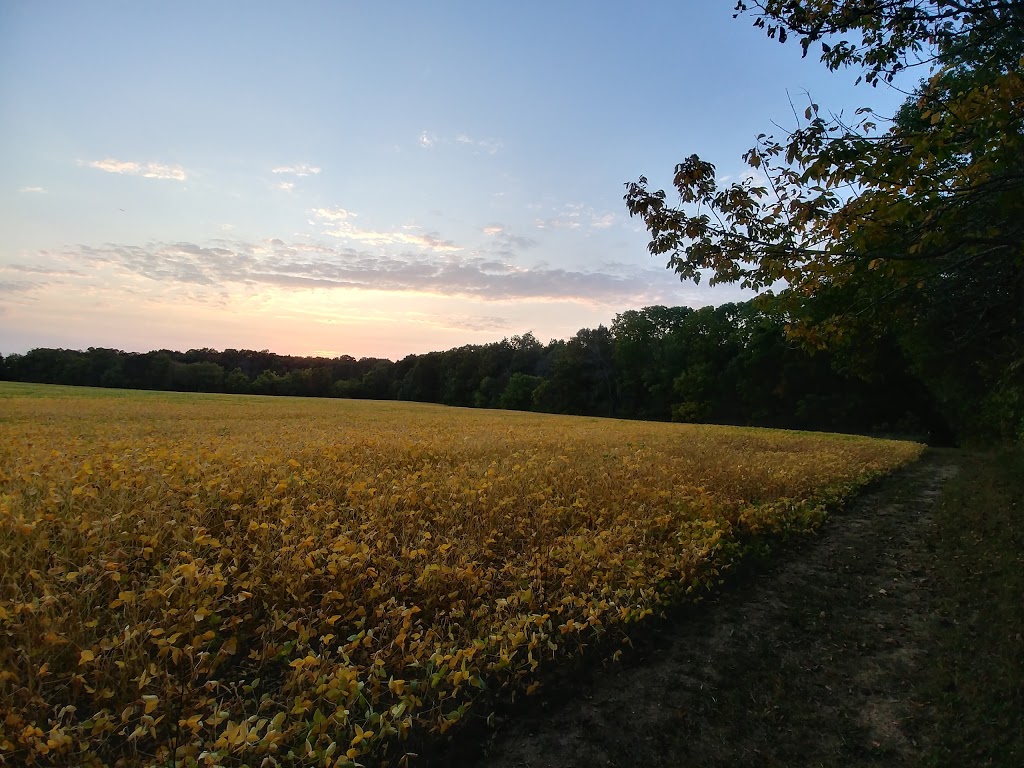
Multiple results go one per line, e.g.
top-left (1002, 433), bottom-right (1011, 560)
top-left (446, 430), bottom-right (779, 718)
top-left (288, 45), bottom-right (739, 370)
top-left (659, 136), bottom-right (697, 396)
top-left (0, 384), bottom-right (923, 765)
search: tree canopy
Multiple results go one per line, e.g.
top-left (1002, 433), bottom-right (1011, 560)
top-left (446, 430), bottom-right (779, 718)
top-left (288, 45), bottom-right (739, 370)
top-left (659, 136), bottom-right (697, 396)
top-left (624, 0), bottom-right (1024, 438)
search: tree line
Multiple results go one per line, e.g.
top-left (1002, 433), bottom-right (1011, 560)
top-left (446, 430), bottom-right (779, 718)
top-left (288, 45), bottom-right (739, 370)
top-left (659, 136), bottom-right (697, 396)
top-left (0, 300), bottom-right (952, 441)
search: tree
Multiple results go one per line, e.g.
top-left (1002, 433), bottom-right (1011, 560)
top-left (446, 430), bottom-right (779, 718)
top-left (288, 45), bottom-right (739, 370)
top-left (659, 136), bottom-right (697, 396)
top-left (360, 361), bottom-right (397, 400)
top-left (499, 373), bottom-right (543, 411)
top-left (624, 0), bottom-right (1023, 438)
top-left (224, 367), bottom-right (251, 394)
top-left (398, 353), bottom-right (444, 402)
top-left (611, 306), bottom-right (695, 419)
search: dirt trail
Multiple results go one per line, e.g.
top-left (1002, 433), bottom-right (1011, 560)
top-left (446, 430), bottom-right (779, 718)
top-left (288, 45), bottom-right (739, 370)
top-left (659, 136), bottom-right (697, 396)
top-left (446, 451), bottom-right (958, 767)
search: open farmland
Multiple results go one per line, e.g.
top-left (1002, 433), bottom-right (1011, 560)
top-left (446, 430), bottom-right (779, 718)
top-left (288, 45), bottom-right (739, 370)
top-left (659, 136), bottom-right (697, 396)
top-left (0, 383), bottom-right (924, 766)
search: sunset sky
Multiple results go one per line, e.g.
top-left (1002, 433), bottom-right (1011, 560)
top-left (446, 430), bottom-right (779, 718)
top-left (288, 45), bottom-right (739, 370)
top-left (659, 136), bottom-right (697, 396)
top-left (1, 1), bottom-right (910, 360)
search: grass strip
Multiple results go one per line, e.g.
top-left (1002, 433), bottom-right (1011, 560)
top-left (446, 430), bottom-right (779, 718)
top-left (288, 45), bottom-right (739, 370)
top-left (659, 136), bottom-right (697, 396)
top-left (922, 447), bottom-right (1024, 767)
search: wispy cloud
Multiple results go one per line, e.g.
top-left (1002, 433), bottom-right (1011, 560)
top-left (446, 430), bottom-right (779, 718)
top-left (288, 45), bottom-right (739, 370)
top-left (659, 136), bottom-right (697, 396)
top-left (418, 131), bottom-right (502, 154)
top-left (481, 224), bottom-right (538, 253)
top-left (87, 158), bottom-right (187, 181)
top-left (536, 217), bottom-right (580, 231)
top-left (2, 264), bottom-right (85, 277)
top-left (536, 202), bottom-right (584, 230)
top-left (42, 237), bottom-right (678, 306)
top-left (18, 186), bottom-right (46, 194)
top-left (312, 207), bottom-right (356, 221)
top-left (535, 203), bottom-right (617, 232)
top-left (322, 223), bottom-right (462, 252)
top-left (455, 133), bottom-right (503, 154)
top-left (272, 164), bottom-right (321, 176)
top-left (0, 279), bottom-right (42, 293)
top-left (0, 262), bottom-right (84, 299)
top-left (718, 169), bottom-right (768, 188)
top-left (313, 208), bottom-right (460, 252)
top-left (432, 314), bottom-right (511, 332)
top-left (276, 181), bottom-right (295, 192)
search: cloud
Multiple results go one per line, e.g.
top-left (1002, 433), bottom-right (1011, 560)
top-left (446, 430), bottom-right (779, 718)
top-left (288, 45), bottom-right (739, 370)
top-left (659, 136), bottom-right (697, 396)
top-left (18, 186), bottom-right (46, 194)
top-left (313, 208), bottom-right (460, 252)
top-left (277, 181), bottom-right (295, 192)
top-left (0, 279), bottom-right (42, 293)
top-left (87, 158), bottom-right (187, 181)
top-left (535, 216), bottom-right (580, 231)
top-left (49, 237), bottom-right (681, 306)
top-left (481, 224), bottom-right (538, 253)
top-left (435, 315), bottom-right (511, 332)
top-left (0, 262), bottom-right (85, 299)
top-left (272, 164), bottom-right (321, 176)
top-left (536, 202), bottom-right (585, 230)
top-left (312, 207), bottom-right (356, 221)
top-left (455, 133), bottom-right (502, 154)
top-left (536, 203), bottom-right (617, 232)
top-left (718, 169), bottom-right (768, 188)
top-left (89, 159), bottom-right (137, 175)
top-left (322, 224), bottom-right (462, 252)
top-left (419, 131), bottom-right (502, 153)
top-left (2, 264), bottom-right (84, 277)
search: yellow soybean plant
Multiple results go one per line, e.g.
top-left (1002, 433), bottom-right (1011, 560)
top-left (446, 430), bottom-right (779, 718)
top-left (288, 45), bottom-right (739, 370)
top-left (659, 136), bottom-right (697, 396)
top-left (0, 384), bottom-right (923, 766)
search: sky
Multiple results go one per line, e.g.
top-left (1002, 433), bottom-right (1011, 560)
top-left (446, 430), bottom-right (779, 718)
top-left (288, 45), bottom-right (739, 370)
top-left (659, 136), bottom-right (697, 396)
top-left (0, 1), bottom-right (911, 360)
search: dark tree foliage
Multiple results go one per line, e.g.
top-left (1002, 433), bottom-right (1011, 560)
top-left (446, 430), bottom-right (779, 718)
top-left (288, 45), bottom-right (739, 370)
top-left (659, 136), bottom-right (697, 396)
top-left (624, 0), bottom-right (1023, 439)
top-left (0, 301), bottom-right (947, 440)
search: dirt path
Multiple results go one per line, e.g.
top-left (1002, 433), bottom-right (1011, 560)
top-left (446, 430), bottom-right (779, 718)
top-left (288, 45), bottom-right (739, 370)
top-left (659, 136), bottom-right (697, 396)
top-left (443, 451), bottom-right (958, 767)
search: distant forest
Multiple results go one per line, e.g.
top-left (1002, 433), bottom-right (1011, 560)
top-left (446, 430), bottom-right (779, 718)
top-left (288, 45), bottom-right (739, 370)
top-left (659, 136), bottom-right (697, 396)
top-left (1, 300), bottom-right (956, 442)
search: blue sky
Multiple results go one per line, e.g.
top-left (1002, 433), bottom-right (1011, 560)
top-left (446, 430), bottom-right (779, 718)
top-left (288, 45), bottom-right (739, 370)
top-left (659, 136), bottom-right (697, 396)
top-left (1, 1), bottom-right (910, 359)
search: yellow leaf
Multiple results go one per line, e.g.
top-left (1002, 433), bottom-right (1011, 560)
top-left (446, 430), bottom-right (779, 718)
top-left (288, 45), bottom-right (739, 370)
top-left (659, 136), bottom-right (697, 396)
top-left (79, 650), bottom-right (95, 664)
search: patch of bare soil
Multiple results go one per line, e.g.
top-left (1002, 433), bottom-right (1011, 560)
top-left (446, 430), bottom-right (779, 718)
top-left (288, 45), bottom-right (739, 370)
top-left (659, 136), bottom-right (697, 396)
top-left (436, 451), bottom-right (958, 767)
